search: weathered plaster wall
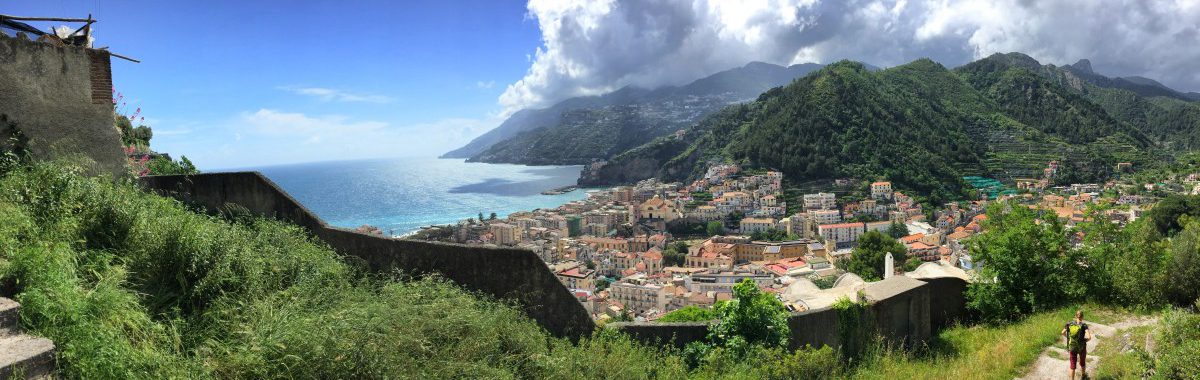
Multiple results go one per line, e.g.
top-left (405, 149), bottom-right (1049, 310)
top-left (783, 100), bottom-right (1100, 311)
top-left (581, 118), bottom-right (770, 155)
top-left (0, 32), bottom-right (125, 175)
top-left (139, 172), bottom-right (597, 340)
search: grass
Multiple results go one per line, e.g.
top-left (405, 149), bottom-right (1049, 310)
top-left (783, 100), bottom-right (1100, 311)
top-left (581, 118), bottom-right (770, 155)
top-left (849, 305), bottom-right (1135, 380)
top-left (0, 162), bottom-right (691, 379)
top-left (0, 161), bottom-right (1174, 379)
top-left (1092, 324), bottom-right (1154, 380)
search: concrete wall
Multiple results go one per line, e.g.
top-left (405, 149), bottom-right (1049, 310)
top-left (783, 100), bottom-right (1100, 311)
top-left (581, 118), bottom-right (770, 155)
top-left (606, 322), bottom-right (710, 347)
top-left (139, 172), bottom-right (597, 340)
top-left (0, 32), bottom-right (125, 175)
top-left (918, 277), bottom-right (969, 330)
top-left (612, 276), bottom-right (943, 351)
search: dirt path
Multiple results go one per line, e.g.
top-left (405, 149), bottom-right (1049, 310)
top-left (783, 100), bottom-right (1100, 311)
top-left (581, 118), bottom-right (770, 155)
top-left (1016, 317), bottom-right (1157, 380)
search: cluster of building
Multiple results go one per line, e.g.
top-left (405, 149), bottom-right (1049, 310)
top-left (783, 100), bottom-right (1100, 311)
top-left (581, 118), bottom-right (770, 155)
top-left (413, 160), bottom-right (1194, 322)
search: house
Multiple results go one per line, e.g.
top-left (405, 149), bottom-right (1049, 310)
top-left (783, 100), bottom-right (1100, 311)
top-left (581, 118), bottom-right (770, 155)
top-left (639, 195), bottom-right (681, 222)
top-left (556, 265), bottom-right (596, 292)
top-left (690, 269), bottom-right (773, 294)
top-left (818, 222), bottom-right (866, 249)
top-left (803, 192), bottom-right (837, 210)
top-left (907, 241), bottom-right (939, 262)
top-left (609, 276), bottom-right (667, 315)
top-left (809, 209), bottom-right (841, 225)
top-left (489, 223), bottom-right (520, 246)
top-left (740, 217), bottom-right (777, 234)
top-left (871, 181), bottom-right (893, 200)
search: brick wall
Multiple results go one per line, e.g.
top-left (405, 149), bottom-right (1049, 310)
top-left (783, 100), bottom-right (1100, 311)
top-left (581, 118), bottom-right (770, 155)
top-left (87, 49), bottom-right (112, 104)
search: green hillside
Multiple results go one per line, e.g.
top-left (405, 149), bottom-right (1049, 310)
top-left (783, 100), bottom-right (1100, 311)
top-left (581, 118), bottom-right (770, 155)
top-left (583, 54), bottom-right (1185, 201)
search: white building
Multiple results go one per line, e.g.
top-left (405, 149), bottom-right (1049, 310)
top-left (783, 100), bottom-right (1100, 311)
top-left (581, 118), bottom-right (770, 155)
top-left (803, 192), bottom-right (837, 210)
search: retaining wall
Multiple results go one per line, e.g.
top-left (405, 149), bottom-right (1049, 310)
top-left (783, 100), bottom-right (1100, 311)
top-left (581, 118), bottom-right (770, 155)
top-left (139, 172), bottom-right (597, 340)
top-left (613, 275), bottom-right (943, 350)
top-left (0, 32), bottom-right (125, 175)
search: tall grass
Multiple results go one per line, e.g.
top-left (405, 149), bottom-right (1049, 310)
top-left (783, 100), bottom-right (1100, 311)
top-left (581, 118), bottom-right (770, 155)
top-left (849, 306), bottom-right (1130, 380)
top-left (0, 163), bottom-right (688, 379)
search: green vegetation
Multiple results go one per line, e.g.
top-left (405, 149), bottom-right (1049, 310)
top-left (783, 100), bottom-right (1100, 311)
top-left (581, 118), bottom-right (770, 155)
top-left (838, 231), bottom-right (908, 281)
top-left (593, 52), bottom-right (1190, 202)
top-left (749, 228), bottom-right (798, 242)
top-left (657, 305), bottom-right (719, 323)
top-left (0, 162), bottom-right (703, 379)
top-left (705, 221), bottom-right (726, 236)
top-left (966, 203), bottom-right (1084, 322)
top-left (662, 241), bottom-right (689, 267)
top-left (147, 155), bottom-right (199, 175)
top-left (849, 306), bottom-right (1102, 380)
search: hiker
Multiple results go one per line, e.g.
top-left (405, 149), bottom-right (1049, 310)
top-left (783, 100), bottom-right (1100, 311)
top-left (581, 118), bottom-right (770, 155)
top-left (1061, 309), bottom-right (1094, 380)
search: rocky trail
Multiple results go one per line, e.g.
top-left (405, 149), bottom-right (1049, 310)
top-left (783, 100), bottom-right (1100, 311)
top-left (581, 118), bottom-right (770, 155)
top-left (1017, 317), bottom-right (1157, 380)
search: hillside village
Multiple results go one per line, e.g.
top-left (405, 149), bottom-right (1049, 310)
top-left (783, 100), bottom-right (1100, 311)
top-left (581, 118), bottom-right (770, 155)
top-left (413, 160), bottom-right (1174, 322)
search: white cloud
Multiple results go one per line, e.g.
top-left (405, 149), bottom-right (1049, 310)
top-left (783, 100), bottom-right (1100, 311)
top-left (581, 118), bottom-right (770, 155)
top-left (279, 86), bottom-right (395, 103)
top-left (476, 80), bottom-right (496, 89)
top-left (501, 0), bottom-right (1200, 114)
top-left (156, 110), bottom-right (504, 169)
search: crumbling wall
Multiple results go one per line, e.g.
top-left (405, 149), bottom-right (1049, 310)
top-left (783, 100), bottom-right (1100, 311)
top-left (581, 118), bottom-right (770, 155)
top-left (0, 32), bottom-right (125, 175)
top-left (139, 172), bottom-right (597, 340)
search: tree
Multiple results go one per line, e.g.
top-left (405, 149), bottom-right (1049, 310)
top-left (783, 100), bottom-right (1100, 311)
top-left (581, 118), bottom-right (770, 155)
top-left (478, 212), bottom-right (485, 222)
top-left (837, 230), bottom-right (907, 281)
top-left (706, 221), bottom-right (726, 236)
top-left (1165, 218), bottom-right (1200, 305)
top-left (1147, 194), bottom-right (1200, 236)
top-left (887, 221), bottom-right (909, 239)
top-left (966, 202), bottom-right (1084, 322)
top-left (663, 241), bottom-right (690, 267)
top-left (489, 212), bottom-right (498, 220)
top-left (708, 279), bottom-right (790, 350)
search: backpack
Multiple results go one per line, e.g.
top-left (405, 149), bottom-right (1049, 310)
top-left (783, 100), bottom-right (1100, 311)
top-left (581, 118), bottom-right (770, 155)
top-left (1065, 321), bottom-right (1088, 352)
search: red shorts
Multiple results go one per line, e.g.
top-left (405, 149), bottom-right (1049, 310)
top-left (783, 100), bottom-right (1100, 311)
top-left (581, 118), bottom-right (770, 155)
top-left (1069, 350), bottom-right (1087, 370)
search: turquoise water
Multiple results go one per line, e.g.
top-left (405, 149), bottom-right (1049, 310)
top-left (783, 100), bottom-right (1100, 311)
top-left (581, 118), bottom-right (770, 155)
top-left (248, 157), bottom-right (587, 235)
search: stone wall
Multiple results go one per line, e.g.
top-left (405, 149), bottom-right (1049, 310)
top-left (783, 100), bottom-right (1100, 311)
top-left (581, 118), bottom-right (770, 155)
top-left (139, 172), bottom-right (597, 340)
top-left (0, 32), bottom-right (125, 175)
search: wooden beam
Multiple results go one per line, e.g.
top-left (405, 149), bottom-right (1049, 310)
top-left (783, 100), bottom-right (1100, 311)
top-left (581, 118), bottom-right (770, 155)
top-left (108, 51), bottom-right (140, 63)
top-left (0, 14), bottom-right (94, 23)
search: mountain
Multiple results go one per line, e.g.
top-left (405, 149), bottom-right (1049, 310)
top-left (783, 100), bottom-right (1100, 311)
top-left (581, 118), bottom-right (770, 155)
top-left (581, 54), bottom-right (1174, 203)
top-left (957, 53), bottom-right (1200, 150)
top-left (440, 62), bottom-right (825, 161)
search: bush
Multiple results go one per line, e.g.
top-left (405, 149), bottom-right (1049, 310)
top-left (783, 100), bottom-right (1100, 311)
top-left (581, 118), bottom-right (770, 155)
top-left (838, 230), bottom-right (908, 281)
top-left (707, 279), bottom-right (790, 351)
top-left (0, 162), bottom-right (690, 379)
top-left (966, 202), bottom-right (1085, 322)
top-left (658, 305), bottom-right (719, 323)
top-left (1152, 309), bottom-right (1200, 379)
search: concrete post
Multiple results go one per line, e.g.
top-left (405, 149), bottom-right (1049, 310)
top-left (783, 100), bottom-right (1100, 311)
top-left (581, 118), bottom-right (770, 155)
top-left (885, 253), bottom-right (894, 279)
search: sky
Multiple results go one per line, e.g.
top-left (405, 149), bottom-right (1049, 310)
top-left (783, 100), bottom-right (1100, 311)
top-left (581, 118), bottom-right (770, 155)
top-left (5, 0), bottom-right (1199, 170)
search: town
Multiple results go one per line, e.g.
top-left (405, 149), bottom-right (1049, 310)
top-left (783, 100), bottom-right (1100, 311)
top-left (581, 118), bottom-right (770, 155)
top-left (410, 159), bottom-right (1172, 322)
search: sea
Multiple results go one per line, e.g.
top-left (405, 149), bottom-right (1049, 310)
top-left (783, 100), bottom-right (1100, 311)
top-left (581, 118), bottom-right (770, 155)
top-left (247, 157), bottom-right (589, 236)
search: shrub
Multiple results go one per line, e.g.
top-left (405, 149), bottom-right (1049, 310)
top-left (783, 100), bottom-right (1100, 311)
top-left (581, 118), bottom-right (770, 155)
top-left (0, 162), bottom-right (688, 379)
top-left (1153, 309), bottom-right (1200, 379)
top-left (838, 230), bottom-right (908, 281)
top-left (707, 279), bottom-right (790, 351)
top-left (966, 202), bottom-right (1085, 322)
top-left (658, 305), bottom-right (719, 323)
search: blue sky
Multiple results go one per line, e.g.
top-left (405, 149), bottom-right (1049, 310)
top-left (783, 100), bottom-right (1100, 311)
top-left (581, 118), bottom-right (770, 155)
top-left (8, 1), bottom-right (1199, 170)
top-left (7, 0), bottom-right (540, 169)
